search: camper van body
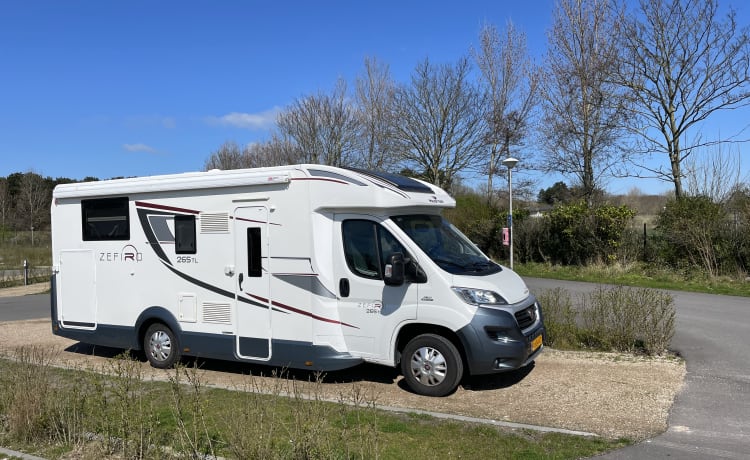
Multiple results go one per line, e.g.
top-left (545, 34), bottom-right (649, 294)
top-left (50, 165), bottom-right (544, 396)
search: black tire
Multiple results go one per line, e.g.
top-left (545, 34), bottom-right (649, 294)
top-left (143, 323), bottom-right (180, 369)
top-left (401, 333), bottom-right (464, 397)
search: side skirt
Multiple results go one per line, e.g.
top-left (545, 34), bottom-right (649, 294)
top-left (51, 322), bottom-right (363, 372)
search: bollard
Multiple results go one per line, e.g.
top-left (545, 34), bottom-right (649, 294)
top-left (23, 259), bottom-right (28, 286)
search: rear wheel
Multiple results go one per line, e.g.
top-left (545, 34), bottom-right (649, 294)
top-left (401, 333), bottom-right (463, 397)
top-left (144, 323), bottom-right (180, 369)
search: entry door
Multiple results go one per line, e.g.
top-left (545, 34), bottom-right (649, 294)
top-left (58, 249), bottom-right (97, 329)
top-left (234, 206), bottom-right (271, 360)
top-left (333, 215), bottom-right (419, 361)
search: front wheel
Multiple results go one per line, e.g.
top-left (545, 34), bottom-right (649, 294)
top-left (401, 333), bottom-right (464, 397)
top-left (144, 323), bottom-right (180, 369)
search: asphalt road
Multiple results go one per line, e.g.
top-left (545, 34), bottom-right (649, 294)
top-left (0, 293), bottom-right (49, 321)
top-left (2, 279), bottom-right (749, 458)
top-left (525, 278), bottom-right (750, 459)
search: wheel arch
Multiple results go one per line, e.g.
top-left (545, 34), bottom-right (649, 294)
top-left (135, 306), bottom-right (182, 351)
top-left (395, 323), bottom-right (468, 373)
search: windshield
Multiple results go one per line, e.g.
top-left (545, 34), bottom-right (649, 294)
top-left (391, 214), bottom-right (501, 276)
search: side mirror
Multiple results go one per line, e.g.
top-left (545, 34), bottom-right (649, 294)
top-left (384, 253), bottom-right (405, 286)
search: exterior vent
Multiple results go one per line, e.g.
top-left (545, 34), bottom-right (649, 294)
top-left (200, 212), bottom-right (230, 234)
top-left (202, 302), bottom-right (232, 324)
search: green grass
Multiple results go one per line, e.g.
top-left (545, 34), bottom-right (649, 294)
top-left (0, 230), bottom-right (51, 288)
top-left (0, 230), bottom-right (51, 266)
top-left (0, 353), bottom-right (629, 460)
top-left (515, 261), bottom-right (750, 297)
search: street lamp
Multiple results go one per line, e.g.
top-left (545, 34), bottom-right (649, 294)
top-left (502, 157), bottom-right (519, 269)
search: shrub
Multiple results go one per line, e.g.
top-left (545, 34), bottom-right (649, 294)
top-left (0, 347), bottom-right (57, 443)
top-left (655, 196), bottom-right (726, 276)
top-left (539, 202), bottom-right (636, 265)
top-left (537, 287), bottom-right (577, 348)
top-left (580, 286), bottom-right (675, 355)
top-left (539, 285), bottom-right (675, 355)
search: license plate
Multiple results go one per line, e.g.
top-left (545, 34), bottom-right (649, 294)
top-left (531, 334), bottom-right (543, 352)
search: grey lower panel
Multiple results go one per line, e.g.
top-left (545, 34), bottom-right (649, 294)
top-left (184, 332), bottom-right (362, 371)
top-left (51, 321), bottom-right (363, 372)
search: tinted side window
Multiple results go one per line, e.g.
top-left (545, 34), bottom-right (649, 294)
top-left (342, 220), bottom-right (417, 281)
top-left (247, 227), bottom-right (262, 277)
top-left (174, 215), bottom-right (197, 254)
top-left (81, 197), bottom-right (129, 241)
top-left (343, 220), bottom-right (380, 279)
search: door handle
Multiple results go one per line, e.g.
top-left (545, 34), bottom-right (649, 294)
top-left (339, 278), bottom-right (350, 298)
top-left (238, 272), bottom-right (244, 291)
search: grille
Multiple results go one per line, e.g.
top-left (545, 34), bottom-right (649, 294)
top-left (514, 305), bottom-right (537, 330)
top-left (200, 212), bottom-right (230, 234)
top-left (202, 302), bottom-right (232, 324)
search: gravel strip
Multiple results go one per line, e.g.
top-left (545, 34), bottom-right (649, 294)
top-left (0, 318), bottom-right (685, 440)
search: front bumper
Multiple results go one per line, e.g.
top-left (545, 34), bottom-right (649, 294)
top-left (456, 295), bottom-right (546, 376)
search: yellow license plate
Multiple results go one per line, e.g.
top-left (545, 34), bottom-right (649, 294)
top-left (531, 334), bottom-right (543, 352)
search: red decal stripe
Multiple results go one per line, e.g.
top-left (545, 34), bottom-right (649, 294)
top-left (246, 293), bottom-right (358, 329)
top-left (233, 216), bottom-right (282, 226)
top-left (135, 201), bottom-right (200, 214)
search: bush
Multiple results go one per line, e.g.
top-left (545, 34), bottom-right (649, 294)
top-left (580, 286), bottom-right (675, 355)
top-left (541, 202), bottom-right (636, 265)
top-left (539, 285), bottom-right (675, 355)
top-left (537, 287), bottom-right (577, 349)
top-left (655, 196), bottom-right (726, 276)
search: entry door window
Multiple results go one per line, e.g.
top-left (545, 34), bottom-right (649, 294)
top-left (247, 227), bottom-right (262, 277)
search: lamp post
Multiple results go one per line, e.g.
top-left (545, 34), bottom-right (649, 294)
top-left (502, 157), bottom-right (519, 269)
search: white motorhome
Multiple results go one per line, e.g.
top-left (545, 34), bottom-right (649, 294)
top-left (50, 165), bottom-right (545, 396)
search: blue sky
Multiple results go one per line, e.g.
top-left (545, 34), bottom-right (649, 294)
top-left (1, 0), bottom-right (749, 196)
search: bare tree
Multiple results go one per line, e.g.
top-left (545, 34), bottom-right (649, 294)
top-left (204, 141), bottom-right (251, 170)
top-left (473, 22), bottom-right (540, 200)
top-left (16, 171), bottom-right (49, 232)
top-left (684, 144), bottom-right (744, 202)
top-left (620, 0), bottom-right (750, 199)
top-left (244, 134), bottom-right (304, 168)
top-left (540, 0), bottom-right (630, 203)
top-left (277, 78), bottom-right (360, 167)
top-left (354, 57), bottom-right (398, 170)
top-left (391, 57), bottom-right (486, 189)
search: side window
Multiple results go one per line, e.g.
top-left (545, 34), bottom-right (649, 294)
top-left (247, 227), bottom-right (262, 277)
top-left (378, 227), bottom-right (407, 274)
top-left (342, 220), bottom-right (380, 279)
top-left (342, 220), bottom-right (416, 281)
top-left (174, 215), bottom-right (197, 254)
top-left (81, 197), bottom-right (129, 241)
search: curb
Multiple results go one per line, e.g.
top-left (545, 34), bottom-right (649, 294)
top-left (0, 446), bottom-right (48, 460)
top-left (373, 404), bottom-right (598, 437)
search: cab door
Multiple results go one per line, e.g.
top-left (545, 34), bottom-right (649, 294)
top-left (333, 215), bottom-right (419, 361)
top-left (234, 206), bottom-right (271, 360)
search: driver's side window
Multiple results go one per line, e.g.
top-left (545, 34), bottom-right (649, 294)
top-left (342, 220), bottom-right (415, 281)
top-left (343, 220), bottom-right (381, 279)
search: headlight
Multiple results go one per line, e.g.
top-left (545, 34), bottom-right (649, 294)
top-left (452, 287), bottom-right (508, 306)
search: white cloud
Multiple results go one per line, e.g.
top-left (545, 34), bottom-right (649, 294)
top-left (123, 143), bottom-right (158, 153)
top-left (206, 107), bottom-right (280, 130)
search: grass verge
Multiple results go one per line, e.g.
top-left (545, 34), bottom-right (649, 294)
top-left (0, 349), bottom-right (629, 460)
top-left (515, 261), bottom-right (750, 297)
